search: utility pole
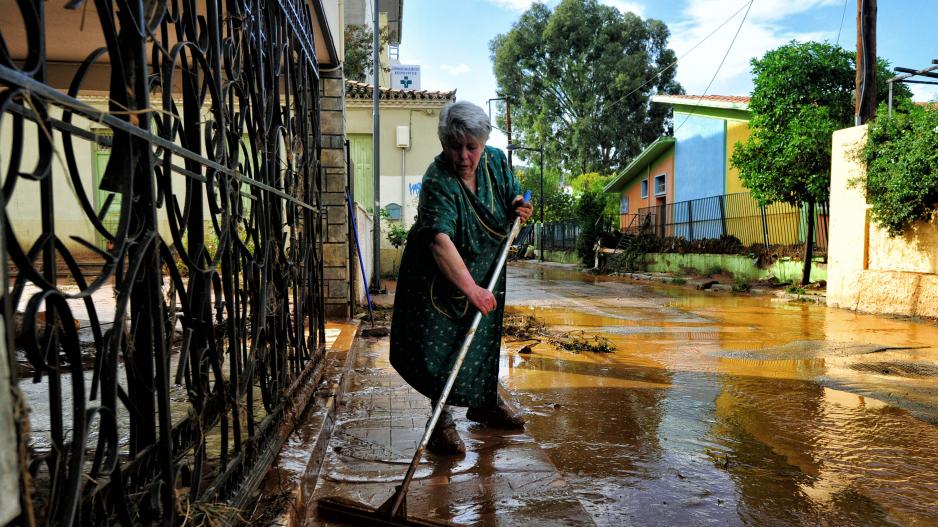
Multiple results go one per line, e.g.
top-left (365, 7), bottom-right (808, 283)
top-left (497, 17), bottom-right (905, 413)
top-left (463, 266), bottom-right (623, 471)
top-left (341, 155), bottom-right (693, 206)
top-left (371, 0), bottom-right (382, 291)
top-left (855, 0), bottom-right (877, 125)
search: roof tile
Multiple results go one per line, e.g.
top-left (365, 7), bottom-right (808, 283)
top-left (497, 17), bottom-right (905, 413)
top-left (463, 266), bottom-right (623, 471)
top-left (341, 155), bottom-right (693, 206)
top-left (345, 80), bottom-right (456, 102)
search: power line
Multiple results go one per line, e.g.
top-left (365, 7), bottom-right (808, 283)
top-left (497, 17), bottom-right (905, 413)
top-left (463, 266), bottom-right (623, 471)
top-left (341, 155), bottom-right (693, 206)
top-left (673, 0), bottom-right (754, 135)
top-left (605, 0), bottom-right (755, 113)
top-left (836, 0), bottom-right (849, 45)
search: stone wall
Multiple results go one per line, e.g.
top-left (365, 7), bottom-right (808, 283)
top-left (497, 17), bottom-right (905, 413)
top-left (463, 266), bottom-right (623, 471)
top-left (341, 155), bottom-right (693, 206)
top-left (827, 125), bottom-right (938, 319)
top-left (320, 68), bottom-right (352, 318)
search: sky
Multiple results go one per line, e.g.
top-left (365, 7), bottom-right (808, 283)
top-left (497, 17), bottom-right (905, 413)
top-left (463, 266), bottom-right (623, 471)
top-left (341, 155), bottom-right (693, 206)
top-left (396, 0), bottom-right (938, 149)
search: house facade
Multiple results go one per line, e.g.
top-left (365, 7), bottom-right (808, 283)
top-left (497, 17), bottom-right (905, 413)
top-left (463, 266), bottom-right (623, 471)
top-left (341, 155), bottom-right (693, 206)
top-left (605, 94), bottom-right (815, 249)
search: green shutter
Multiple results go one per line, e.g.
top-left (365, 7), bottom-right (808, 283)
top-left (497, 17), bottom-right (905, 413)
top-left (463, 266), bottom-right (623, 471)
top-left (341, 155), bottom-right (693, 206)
top-left (92, 133), bottom-right (120, 249)
top-left (349, 134), bottom-right (374, 214)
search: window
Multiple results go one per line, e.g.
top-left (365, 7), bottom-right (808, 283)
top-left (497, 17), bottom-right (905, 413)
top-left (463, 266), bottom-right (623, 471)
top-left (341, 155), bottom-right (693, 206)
top-left (640, 179), bottom-right (648, 199)
top-left (654, 174), bottom-right (666, 196)
top-left (619, 194), bottom-right (629, 214)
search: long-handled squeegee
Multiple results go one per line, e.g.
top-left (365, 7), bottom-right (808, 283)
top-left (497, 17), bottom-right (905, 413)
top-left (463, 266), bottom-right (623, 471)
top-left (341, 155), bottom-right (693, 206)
top-left (317, 192), bottom-right (529, 526)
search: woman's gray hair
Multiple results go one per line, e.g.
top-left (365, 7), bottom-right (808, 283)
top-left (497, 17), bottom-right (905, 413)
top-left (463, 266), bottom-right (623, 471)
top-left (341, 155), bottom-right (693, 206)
top-left (438, 101), bottom-right (492, 146)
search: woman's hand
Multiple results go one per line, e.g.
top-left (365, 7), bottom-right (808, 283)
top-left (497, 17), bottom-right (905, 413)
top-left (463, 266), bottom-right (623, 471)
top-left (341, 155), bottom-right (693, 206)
top-left (512, 195), bottom-right (533, 224)
top-left (466, 284), bottom-right (497, 316)
top-left (430, 233), bottom-right (498, 316)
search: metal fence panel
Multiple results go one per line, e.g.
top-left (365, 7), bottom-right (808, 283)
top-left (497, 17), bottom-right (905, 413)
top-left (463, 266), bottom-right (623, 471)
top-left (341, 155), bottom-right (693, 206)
top-left (1, 1), bottom-right (326, 524)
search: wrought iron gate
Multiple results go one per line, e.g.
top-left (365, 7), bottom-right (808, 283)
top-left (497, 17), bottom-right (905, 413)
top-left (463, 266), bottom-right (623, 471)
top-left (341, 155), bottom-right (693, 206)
top-left (0, 1), bottom-right (326, 524)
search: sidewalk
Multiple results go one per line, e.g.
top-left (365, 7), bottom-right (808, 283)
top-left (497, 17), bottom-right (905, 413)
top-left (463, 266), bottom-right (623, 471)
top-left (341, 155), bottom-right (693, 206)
top-left (301, 324), bottom-right (593, 526)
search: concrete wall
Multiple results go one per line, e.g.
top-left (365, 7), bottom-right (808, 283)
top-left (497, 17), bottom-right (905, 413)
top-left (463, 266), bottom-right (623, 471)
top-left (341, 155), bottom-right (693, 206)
top-left (827, 125), bottom-right (938, 318)
top-left (0, 98), bottom-right (218, 260)
top-left (674, 113), bottom-right (725, 203)
top-left (640, 253), bottom-right (826, 283)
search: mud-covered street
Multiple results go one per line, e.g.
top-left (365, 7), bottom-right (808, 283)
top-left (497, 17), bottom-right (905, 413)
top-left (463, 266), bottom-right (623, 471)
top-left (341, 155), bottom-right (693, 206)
top-left (502, 262), bottom-right (938, 526)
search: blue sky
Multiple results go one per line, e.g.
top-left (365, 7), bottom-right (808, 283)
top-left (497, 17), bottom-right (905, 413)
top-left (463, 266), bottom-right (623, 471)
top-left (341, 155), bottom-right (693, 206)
top-left (397, 0), bottom-right (938, 147)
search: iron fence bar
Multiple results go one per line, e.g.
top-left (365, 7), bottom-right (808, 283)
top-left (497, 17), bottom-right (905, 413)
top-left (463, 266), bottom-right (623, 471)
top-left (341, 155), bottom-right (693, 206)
top-left (2, 0), bottom-right (327, 524)
top-left (0, 66), bottom-right (320, 214)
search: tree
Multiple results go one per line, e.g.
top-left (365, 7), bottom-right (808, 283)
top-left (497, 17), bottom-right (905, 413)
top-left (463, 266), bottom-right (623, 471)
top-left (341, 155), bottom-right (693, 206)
top-left (490, 0), bottom-right (682, 176)
top-left (731, 40), bottom-right (911, 283)
top-left (344, 25), bottom-right (390, 83)
top-left (516, 167), bottom-right (576, 223)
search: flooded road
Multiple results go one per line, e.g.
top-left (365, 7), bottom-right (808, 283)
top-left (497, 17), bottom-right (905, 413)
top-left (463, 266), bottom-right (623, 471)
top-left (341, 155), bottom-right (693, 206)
top-left (502, 263), bottom-right (938, 526)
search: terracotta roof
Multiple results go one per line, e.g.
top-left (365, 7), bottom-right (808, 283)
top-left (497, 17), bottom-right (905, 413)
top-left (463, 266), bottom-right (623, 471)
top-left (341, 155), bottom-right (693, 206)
top-left (345, 80), bottom-right (456, 102)
top-left (664, 94), bottom-right (750, 104)
top-left (652, 94), bottom-right (750, 111)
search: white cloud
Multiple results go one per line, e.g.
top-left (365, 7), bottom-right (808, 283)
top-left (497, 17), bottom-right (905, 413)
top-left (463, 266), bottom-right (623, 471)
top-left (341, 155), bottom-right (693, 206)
top-left (487, 0), bottom-right (537, 12)
top-left (909, 83), bottom-right (938, 103)
top-left (670, 0), bottom-right (840, 96)
top-left (441, 63), bottom-right (471, 75)
top-left (600, 1), bottom-right (646, 17)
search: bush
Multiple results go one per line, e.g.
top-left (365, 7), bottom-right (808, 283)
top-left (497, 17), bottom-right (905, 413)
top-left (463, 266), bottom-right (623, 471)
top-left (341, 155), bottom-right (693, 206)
top-left (857, 101), bottom-right (938, 236)
top-left (575, 190), bottom-right (607, 266)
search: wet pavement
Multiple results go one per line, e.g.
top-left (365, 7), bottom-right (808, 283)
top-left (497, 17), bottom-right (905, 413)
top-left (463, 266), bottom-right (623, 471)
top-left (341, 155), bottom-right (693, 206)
top-left (303, 332), bottom-right (592, 526)
top-left (502, 262), bottom-right (938, 526)
top-left (291, 261), bottom-right (938, 526)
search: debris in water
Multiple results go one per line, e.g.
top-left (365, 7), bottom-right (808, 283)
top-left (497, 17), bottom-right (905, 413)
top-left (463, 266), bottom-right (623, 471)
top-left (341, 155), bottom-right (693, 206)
top-left (360, 326), bottom-right (389, 338)
top-left (504, 313), bottom-right (616, 353)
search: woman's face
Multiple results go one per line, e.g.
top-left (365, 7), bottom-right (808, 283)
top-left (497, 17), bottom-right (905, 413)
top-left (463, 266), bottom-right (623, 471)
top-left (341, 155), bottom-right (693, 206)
top-left (443, 135), bottom-right (484, 180)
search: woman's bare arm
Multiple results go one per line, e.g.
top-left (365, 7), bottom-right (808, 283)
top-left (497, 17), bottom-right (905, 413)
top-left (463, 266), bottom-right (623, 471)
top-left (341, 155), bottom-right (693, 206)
top-left (429, 233), bottom-right (497, 315)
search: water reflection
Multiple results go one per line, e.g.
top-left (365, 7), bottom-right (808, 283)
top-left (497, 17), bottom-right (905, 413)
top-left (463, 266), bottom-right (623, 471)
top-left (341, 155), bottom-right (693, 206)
top-left (504, 264), bottom-right (938, 526)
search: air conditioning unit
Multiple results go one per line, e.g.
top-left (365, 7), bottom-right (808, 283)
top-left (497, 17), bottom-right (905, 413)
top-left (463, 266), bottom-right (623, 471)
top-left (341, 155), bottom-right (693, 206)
top-left (396, 126), bottom-right (410, 148)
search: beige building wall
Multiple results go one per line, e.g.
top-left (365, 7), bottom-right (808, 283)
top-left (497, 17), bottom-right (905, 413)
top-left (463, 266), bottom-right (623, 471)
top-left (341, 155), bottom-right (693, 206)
top-left (0, 97), bottom-right (212, 261)
top-left (827, 125), bottom-right (938, 318)
top-left (346, 99), bottom-right (448, 273)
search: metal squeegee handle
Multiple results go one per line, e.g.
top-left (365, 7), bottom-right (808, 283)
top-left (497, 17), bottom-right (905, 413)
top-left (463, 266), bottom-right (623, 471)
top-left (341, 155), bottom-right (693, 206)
top-left (387, 211), bottom-right (525, 517)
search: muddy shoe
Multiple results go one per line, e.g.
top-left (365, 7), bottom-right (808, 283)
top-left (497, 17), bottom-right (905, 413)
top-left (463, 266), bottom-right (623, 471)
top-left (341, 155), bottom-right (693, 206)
top-left (467, 402), bottom-right (525, 430)
top-left (426, 420), bottom-right (465, 455)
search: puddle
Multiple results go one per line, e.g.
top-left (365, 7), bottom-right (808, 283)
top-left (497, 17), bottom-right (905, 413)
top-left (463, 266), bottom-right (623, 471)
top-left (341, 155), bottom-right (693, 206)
top-left (503, 263), bottom-right (938, 526)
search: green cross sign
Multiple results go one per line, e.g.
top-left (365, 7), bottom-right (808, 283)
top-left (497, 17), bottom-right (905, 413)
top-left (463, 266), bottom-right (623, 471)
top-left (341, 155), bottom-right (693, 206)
top-left (400, 76), bottom-right (413, 88)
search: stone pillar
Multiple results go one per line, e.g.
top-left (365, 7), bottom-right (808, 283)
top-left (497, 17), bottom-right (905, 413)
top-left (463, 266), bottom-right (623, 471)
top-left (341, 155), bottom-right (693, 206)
top-left (320, 68), bottom-right (352, 318)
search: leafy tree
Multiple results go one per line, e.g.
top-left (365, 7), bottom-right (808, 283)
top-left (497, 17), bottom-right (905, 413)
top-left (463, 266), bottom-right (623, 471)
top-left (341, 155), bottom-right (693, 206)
top-left (516, 166), bottom-right (576, 223)
top-left (490, 0), bottom-right (682, 175)
top-left (569, 172), bottom-right (618, 217)
top-left (731, 40), bottom-right (910, 283)
top-left (344, 25), bottom-right (390, 82)
top-left (732, 41), bottom-right (909, 207)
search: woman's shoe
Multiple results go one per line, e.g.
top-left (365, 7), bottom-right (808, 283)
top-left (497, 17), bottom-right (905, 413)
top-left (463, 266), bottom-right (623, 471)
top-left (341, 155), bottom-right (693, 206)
top-left (426, 419), bottom-right (466, 455)
top-left (466, 401), bottom-right (525, 430)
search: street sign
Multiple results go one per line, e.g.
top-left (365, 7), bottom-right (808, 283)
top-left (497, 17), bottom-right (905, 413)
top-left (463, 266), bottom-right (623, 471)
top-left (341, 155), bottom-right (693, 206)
top-left (390, 64), bottom-right (421, 90)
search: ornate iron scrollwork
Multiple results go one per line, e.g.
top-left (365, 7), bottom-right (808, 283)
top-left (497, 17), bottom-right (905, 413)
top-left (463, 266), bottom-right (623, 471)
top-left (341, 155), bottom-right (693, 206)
top-left (1, 1), bottom-right (326, 524)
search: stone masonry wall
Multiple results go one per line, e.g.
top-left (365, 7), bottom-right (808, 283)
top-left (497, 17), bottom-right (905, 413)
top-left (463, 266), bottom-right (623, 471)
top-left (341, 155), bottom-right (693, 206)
top-left (320, 68), bottom-right (351, 318)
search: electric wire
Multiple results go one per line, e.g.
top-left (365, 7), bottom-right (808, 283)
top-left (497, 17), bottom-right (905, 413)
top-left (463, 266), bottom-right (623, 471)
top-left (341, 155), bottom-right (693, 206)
top-left (673, 0), bottom-right (754, 135)
top-left (603, 0), bottom-right (756, 113)
top-left (835, 0), bottom-right (849, 45)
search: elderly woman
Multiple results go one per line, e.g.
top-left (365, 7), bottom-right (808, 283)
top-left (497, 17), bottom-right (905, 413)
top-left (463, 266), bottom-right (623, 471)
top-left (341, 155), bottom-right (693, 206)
top-left (389, 101), bottom-right (532, 455)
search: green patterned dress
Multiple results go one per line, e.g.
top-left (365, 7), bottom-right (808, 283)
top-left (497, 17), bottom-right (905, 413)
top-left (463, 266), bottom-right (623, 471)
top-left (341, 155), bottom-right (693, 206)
top-left (389, 146), bottom-right (520, 408)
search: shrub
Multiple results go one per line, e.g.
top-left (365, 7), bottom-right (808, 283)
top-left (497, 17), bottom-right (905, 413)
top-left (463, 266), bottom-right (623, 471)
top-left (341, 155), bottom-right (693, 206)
top-left (856, 101), bottom-right (938, 236)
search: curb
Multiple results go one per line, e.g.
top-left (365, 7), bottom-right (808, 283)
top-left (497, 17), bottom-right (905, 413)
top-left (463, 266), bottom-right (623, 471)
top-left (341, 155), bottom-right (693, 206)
top-left (252, 320), bottom-right (361, 527)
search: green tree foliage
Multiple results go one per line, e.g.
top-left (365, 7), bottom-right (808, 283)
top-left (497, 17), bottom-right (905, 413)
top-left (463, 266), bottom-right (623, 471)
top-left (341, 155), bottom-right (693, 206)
top-left (731, 41), bottom-right (910, 206)
top-left (516, 167), bottom-right (576, 223)
top-left (575, 190), bottom-right (607, 266)
top-left (490, 0), bottom-right (682, 175)
top-left (344, 25), bottom-right (390, 82)
top-left (858, 101), bottom-right (938, 236)
top-left (569, 172), bottom-right (618, 217)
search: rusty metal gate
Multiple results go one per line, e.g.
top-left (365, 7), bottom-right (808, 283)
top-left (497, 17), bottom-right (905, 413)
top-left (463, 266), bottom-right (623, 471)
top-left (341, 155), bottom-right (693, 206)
top-left (0, 1), bottom-right (326, 524)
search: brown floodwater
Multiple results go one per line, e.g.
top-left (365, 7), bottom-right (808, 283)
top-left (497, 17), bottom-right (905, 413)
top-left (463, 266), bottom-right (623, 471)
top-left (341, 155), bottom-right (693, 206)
top-left (501, 263), bottom-right (938, 526)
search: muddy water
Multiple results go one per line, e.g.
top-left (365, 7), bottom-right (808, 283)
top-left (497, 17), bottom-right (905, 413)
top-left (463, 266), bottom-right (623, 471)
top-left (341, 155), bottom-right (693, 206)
top-left (502, 263), bottom-right (938, 526)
